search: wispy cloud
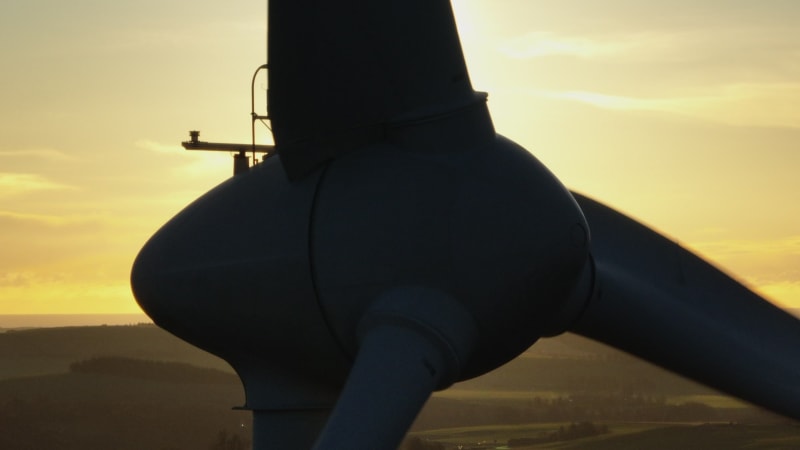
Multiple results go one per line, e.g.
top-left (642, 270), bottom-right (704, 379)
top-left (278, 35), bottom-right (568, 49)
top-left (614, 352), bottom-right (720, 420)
top-left (498, 26), bottom-right (800, 64)
top-left (0, 271), bottom-right (65, 288)
top-left (135, 139), bottom-right (184, 154)
top-left (135, 139), bottom-right (231, 178)
top-left (536, 82), bottom-right (800, 128)
top-left (0, 210), bottom-right (109, 229)
top-left (686, 236), bottom-right (800, 309)
top-left (0, 173), bottom-right (78, 197)
top-left (0, 148), bottom-right (77, 161)
top-left (499, 31), bottom-right (651, 60)
top-left (693, 236), bottom-right (800, 259)
top-left (0, 274), bottom-right (136, 313)
top-left (758, 281), bottom-right (800, 311)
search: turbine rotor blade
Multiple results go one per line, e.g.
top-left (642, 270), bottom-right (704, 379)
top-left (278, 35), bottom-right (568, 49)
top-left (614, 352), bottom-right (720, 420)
top-left (313, 287), bottom-right (477, 449)
top-left (312, 325), bottom-right (441, 450)
top-left (571, 192), bottom-right (800, 419)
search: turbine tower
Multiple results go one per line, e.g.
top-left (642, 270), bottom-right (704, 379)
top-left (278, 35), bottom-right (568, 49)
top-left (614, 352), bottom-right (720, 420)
top-left (131, 1), bottom-right (800, 448)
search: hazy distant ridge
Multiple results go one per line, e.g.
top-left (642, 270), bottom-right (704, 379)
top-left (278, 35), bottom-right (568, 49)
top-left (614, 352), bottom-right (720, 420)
top-left (0, 313), bottom-right (151, 330)
top-left (0, 324), bottom-right (230, 380)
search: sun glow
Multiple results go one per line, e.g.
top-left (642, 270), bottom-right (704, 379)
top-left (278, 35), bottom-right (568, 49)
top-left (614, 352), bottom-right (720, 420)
top-left (2, 1), bottom-right (800, 315)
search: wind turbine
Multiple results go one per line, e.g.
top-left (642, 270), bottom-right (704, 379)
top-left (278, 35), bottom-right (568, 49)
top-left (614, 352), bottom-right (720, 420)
top-left (131, 1), bottom-right (800, 449)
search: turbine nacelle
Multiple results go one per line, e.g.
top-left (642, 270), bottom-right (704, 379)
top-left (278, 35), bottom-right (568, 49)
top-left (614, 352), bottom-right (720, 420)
top-left (131, 101), bottom-right (592, 438)
top-left (131, 1), bottom-right (800, 448)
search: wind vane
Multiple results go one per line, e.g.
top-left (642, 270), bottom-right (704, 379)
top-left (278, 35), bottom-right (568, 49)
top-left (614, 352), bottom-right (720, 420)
top-left (180, 64), bottom-right (274, 175)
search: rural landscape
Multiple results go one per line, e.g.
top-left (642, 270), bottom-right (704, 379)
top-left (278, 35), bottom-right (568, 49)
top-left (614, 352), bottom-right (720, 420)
top-left (0, 322), bottom-right (798, 449)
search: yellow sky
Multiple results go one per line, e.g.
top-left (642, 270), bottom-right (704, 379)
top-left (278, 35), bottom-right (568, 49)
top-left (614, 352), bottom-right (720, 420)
top-left (2, 1), bottom-right (800, 314)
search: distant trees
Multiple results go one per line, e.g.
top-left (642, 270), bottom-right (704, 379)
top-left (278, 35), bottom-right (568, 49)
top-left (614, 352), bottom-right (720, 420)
top-left (414, 392), bottom-right (721, 430)
top-left (507, 421), bottom-right (609, 447)
top-left (208, 429), bottom-right (250, 450)
top-left (399, 436), bottom-right (445, 450)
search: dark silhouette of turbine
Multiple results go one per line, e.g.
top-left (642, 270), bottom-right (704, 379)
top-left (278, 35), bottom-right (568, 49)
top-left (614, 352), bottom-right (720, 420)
top-left (131, 1), bottom-right (800, 449)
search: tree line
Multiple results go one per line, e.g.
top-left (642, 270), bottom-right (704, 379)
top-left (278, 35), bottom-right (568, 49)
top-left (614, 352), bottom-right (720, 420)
top-left (507, 421), bottom-right (609, 447)
top-left (414, 392), bottom-right (721, 430)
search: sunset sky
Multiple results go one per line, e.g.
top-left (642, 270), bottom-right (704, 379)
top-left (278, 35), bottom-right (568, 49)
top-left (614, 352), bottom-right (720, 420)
top-left (2, 0), bottom-right (799, 316)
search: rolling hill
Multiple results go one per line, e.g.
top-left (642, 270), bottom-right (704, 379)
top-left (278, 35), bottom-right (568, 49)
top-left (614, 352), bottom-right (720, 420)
top-left (0, 325), bottom-right (796, 449)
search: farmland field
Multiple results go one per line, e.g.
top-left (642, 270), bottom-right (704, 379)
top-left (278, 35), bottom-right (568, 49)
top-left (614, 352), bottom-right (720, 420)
top-left (0, 325), bottom-right (796, 449)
